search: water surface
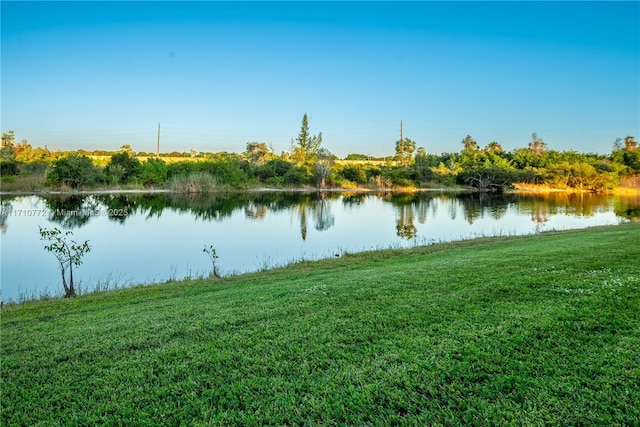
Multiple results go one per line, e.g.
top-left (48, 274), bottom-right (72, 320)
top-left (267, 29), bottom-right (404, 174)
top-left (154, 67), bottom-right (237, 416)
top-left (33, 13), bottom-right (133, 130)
top-left (1, 191), bottom-right (637, 302)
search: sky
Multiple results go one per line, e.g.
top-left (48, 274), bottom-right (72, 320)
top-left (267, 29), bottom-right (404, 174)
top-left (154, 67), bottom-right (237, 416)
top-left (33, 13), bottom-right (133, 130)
top-left (1, 1), bottom-right (639, 158)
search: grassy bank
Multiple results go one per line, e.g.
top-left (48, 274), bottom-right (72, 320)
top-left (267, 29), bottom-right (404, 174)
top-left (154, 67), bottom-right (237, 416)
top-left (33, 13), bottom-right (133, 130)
top-left (2, 225), bottom-right (639, 425)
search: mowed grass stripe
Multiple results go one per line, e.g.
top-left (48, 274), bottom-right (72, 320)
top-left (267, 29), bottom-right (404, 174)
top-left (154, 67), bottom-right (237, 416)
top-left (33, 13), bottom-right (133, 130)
top-left (2, 224), bottom-right (639, 425)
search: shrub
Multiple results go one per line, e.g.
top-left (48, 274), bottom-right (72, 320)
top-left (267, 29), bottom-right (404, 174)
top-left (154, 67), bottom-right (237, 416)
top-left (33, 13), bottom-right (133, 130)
top-left (339, 165), bottom-right (367, 184)
top-left (255, 159), bottom-right (293, 182)
top-left (382, 167), bottom-right (418, 187)
top-left (0, 160), bottom-right (19, 176)
top-left (196, 159), bottom-right (250, 187)
top-left (265, 176), bottom-right (284, 187)
top-left (105, 152), bottom-right (141, 184)
top-left (623, 150), bottom-right (640, 173)
top-left (283, 165), bottom-right (311, 186)
top-left (47, 154), bottom-right (102, 189)
top-left (139, 158), bottom-right (168, 186)
top-left (167, 161), bottom-right (198, 179)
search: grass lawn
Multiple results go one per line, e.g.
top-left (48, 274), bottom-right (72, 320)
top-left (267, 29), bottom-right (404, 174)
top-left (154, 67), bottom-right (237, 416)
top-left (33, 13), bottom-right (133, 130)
top-left (2, 224), bottom-right (639, 425)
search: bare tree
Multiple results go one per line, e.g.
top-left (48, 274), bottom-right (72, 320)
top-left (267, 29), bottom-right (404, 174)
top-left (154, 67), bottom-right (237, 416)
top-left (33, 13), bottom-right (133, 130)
top-left (203, 244), bottom-right (221, 278)
top-left (314, 148), bottom-right (334, 188)
top-left (529, 132), bottom-right (547, 157)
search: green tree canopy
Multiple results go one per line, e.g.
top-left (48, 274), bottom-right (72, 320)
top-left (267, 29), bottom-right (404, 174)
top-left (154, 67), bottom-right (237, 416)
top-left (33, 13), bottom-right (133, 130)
top-left (47, 153), bottom-right (101, 189)
top-left (1, 130), bottom-right (18, 174)
top-left (395, 138), bottom-right (416, 167)
top-left (106, 151), bottom-right (141, 183)
top-left (139, 158), bottom-right (168, 186)
top-left (1, 130), bottom-right (15, 152)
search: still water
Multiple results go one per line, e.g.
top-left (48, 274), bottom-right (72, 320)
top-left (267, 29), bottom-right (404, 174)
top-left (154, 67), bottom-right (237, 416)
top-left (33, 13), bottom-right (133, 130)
top-left (1, 191), bottom-right (638, 302)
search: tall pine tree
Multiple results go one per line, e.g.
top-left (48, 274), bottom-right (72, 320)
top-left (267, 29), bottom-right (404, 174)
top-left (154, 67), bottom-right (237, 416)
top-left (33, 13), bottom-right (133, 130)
top-left (292, 114), bottom-right (322, 164)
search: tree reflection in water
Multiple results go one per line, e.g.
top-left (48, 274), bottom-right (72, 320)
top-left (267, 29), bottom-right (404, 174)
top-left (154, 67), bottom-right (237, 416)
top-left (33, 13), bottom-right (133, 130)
top-left (1, 191), bottom-right (638, 303)
top-left (0, 191), bottom-right (638, 238)
top-left (0, 199), bottom-right (12, 234)
top-left (42, 195), bottom-right (101, 229)
top-left (292, 192), bottom-right (337, 240)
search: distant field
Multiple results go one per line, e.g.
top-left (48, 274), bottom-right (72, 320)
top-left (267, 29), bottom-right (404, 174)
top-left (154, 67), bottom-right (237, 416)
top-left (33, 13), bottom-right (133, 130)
top-left (335, 159), bottom-right (391, 166)
top-left (2, 224), bottom-right (639, 425)
top-left (89, 155), bottom-right (203, 166)
top-left (87, 156), bottom-right (391, 166)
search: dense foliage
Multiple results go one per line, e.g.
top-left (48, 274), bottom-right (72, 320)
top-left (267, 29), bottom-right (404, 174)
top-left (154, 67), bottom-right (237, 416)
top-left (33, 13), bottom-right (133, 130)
top-left (46, 153), bottom-right (102, 189)
top-left (0, 130), bottom-right (638, 192)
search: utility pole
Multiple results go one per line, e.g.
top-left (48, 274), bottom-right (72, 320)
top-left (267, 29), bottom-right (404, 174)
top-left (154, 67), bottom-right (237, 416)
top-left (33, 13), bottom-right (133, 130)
top-left (400, 120), bottom-right (403, 144)
top-left (156, 122), bottom-right (160, 158)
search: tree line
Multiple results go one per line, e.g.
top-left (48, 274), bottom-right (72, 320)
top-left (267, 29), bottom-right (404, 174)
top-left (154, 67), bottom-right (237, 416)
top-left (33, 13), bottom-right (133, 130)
top-left (1, 116), bottom-right (638, 192)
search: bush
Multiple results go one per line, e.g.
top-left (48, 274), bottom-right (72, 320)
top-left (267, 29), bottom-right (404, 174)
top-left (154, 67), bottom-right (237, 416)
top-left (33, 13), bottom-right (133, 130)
top-left (623, 150), bottom-right (640, 173)
top-left (255, 159), bottom-right (293, 182)
top-left (283, 165), bottom-right (311, 186)
top-left (167, 161), bottom-right (198, 179)
top-left (382, 167), bottom-right (418, 187)
top-left (339, 165), bottom-right (367, 184)
top-left (196, 159), bottom-right (250, 187)
top-left (0, 160), bottom-right (19, 176)
top-left (139, 158), bottom-right (168, 186)
top-left (264, 176), bottom-right (284, 187)
top-left (543, 162), bottom-right (616, 192)
top-left (47, 154), bottom-right (102, 189)
top-left (105, 152), bottom-right (141, 184)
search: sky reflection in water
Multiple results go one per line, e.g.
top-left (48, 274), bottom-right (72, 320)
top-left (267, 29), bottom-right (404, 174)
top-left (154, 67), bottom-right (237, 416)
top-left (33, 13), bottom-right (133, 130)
top-left (1, 191), bottom-right (637, 302)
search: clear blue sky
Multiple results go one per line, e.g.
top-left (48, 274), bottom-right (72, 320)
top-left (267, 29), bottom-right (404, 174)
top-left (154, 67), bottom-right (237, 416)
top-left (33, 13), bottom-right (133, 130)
top-left (2, 1), bottom-right (639, 157)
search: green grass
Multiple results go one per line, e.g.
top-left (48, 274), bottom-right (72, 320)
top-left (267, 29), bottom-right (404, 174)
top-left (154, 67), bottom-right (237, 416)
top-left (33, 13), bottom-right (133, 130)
top-left (2, 224), bottom-right (639, 426)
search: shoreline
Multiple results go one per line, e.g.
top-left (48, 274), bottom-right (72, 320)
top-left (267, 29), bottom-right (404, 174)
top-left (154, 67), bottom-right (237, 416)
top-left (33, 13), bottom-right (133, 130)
top-left (2, 186), bottom-right (638, 196)
top-left (0, 185), bottom-right (469, 196)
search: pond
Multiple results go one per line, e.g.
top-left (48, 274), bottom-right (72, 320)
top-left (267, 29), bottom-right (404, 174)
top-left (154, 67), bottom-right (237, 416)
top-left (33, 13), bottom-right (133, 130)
top-left (1, 190), bottom-right (638, 303)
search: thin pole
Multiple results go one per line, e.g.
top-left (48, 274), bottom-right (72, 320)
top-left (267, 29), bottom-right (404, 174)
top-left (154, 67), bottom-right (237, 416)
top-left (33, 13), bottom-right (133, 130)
top-left (400, 120), bottom-right (403, 143)
top-left (156, 122), bottom-right (160, 158)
